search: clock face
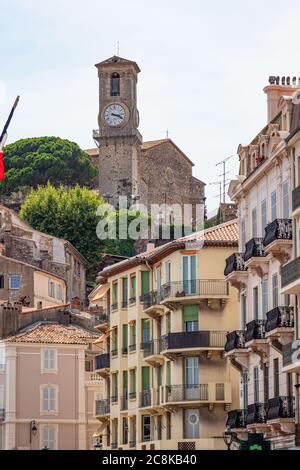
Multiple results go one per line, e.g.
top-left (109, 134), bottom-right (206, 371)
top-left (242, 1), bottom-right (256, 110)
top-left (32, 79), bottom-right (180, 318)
top-left (104, 103), bottom-right (126, 127)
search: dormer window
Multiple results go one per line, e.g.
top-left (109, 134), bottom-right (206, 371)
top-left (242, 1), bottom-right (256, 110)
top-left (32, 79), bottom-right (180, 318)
top-left (111, 72), bottom-right (120, 96)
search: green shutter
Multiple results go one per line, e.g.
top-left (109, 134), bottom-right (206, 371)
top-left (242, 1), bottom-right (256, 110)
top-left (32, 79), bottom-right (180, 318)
top-left (183, 257), bottom-right (189, 281)
top-left (142, 367), bottom-right (150, 390)
top-left (113, 330), bottom-right (118, 350)
top-left (123, 371), bottom-right (128, 392)
top-left (131, 369), bottom-right (136, 393)
top-left (123, 278), bottom-right (128, 303)
top-left (123, 324), bottom-right (128, 349)
top-left (183, 305), bottom-right (199, 323)
top-left (141, 271), bottom-right (150, 295)
top-left (191, 255), bottom-right (196, 280)
top-left (112, 283), bottom-right (118, 303)
top-left (130, 276), bottom-right (136, 298)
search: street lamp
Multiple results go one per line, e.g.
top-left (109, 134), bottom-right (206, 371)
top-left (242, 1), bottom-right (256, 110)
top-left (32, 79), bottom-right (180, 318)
top-left (223, 428), bottom-right (234, 450)
top-left (29, 420), bottom-right (38, 444)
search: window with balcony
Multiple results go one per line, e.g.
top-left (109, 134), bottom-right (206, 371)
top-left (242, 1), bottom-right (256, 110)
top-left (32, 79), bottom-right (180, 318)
top-left (262, 277), bottom-right (269, 318)
top-left (282, 180), bottom-right (289, 219)
top-left (123, 370), bottom-right (128, 397)
top-left (112, 282), bottom-right (118, 309)
top-left (184, 409), bottom-right (200, 439)
top-left (123, 417), bottom-right (128, 445)
top-left (41, 425), bottom-right (57, 450)
top-left (142, 366), bottom-right (150, 391)
top-left (254, 366), bottom-right (259, 403)
top-left (141, 271), bottom-right (150, 297)
top-left (142, 319), bottom-right (150, 343)
top-left (122, 324), bottom-right (128, 354)
top-left (0, 275), bottom-right (4, 289)
top-left (0, 348), bottom-right (5, 373)
top-left (272, 274), bottom-right (279, 308)
top-left (241, 294), bottom-right (247, 329)
top-left (261, 199), bottom-right (267, 236)
top-left (166, 361), bottom-right (171, 386)
top-left (252, 208), bottom-right (257, 238)
top-left (129, 322), bottom-right (136, 350)
top-left (9, 274), bottom-right (21, 290)
top-left (130, 275), bottom-right (136, 302)
top-left (165, 261), bottom-right (171, 285)
top-left (142, 415), bottom-right (151, 442)
top-left (112, 329), bottom-right (118, 356)
top-left (183, 305), bottom-right (199, 332)
top-left (41, 385), bottom-right (57, 413)
top-left (253, 286), bottom-right (259, 320)
top-left (182, 255), bottom-right (197, 294)
top-left (263, 364), bottom-right (269, 402)
top-left (271, 190), bottom-right (277, 222)
top-left (156, 267), bottom-right (161, 293)
top-left (166, 314), bottom-right (171, 334)
top-left (273, 358), bottom-right (279, 397)
top-left (242, 371), bottom-right (248, 409)
top-left (112, 373), bottom-right (118, 401)
top-left (166, 412), bottom-right (171, 439)
top-left (122, 278), bottom-right (128, 308)
top-left (130, 368), bottom-right (136, 399)
top-left (41, 348), bottom-right (57, 373)
top-left (185, 358), bottom-right (199, 399)
top-left (157, 415), bottom-right (162, 440)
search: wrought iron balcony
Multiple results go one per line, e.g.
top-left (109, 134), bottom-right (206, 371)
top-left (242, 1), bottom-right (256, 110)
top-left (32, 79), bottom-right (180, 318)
top-left (246, 403), bottom-right (267, 425)
top-left (224, 253), bottom-right (247, 276)
top-left (95, 353), bottom-right (110, 370)
top-left (111, 302), bottom-right (118, 311)
top-left (129, 343), bottom-right (136, 352)
top-left (162, 279), bottom-right (229, 299)
top-left (265, 306), bottom-right (294, 332)
top-left (281, 256), bottom-right (300, 291)
top-left (95, 399), bottom-right (110, 416)
top-left (141, 340), bottom-right (162, 357)
top-left (140, 390), bottom-right (151, 408)
top-left (0, 409), bottom-right (5, 421)
top-left (225, 330), bottom-right (246, 352)
top-left (267, 396), bottom-right (295, 420)
top-left (165, 384), bottom-right (209, 402)
top-left (292, 185), bottom-right (300, 213)
top-left (244, 238), bottom-right (266, 262)
top-left (142, 290), bottom-right (165, 309)
top-left (120, 395), bottom-right (128, 411)
top-left (245, 320), bottom-right (265, 343)
top-left (129, 391), bottom-right (136, 400)
top-left (226, 409), bottom-right (247, 429)
top-left (161, 331), bottom-right (227, 351)
top-left (111, 395), bottom-right (118, 403)
top-left (263, 219), bottom-right (292, 247)
top-left (121, 301), bottom-right (128, 308)
top-left (111, 349), bottom-right (118, 357)
top-left (129, 296), bottom-right (136, 305)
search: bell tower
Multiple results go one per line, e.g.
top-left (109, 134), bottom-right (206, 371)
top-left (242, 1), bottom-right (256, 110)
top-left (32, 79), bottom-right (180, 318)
top-left (93, 56), bottom-right (143, 207)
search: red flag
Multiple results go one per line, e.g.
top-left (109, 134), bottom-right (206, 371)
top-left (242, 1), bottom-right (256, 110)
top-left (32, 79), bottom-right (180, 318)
top-left (0, 133), bottom-right (7, 181)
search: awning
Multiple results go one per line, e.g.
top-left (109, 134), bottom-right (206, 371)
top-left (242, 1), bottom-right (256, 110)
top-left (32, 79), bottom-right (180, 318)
top-left (90, 284), bottom-right (110, 302)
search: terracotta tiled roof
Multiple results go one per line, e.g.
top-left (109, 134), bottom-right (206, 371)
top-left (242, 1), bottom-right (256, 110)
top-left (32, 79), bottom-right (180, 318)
top-left (141, 139), bottom-right (169, 150)
top-left (180, 219), bottom-right (238, 244)
top-left (5, 322), bottom-right (99, 345)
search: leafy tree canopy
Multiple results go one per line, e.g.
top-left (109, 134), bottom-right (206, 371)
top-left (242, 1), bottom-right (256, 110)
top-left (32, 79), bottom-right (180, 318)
top-left (0, 136), bottom-right (97, 195)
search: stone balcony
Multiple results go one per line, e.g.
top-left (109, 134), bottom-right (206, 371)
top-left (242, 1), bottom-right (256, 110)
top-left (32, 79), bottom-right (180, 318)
top-left (265, 306), bottom-right (294, 352)
top-left (263, 219), bottom-right (292, 263)
top-left (244, 238), bottom-right (268, 277)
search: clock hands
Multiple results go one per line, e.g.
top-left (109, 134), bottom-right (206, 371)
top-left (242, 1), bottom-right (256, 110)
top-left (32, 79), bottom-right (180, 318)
top-left (111, 112), bottom-right (123, 119)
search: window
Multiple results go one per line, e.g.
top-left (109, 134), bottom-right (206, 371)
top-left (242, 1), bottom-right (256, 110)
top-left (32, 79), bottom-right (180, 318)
top-left (130, 369), bottom-right (136, 397)
top-left (130, 322), bottom-right (136, 347)
top-left (273, 358), bottom-right (280, 397)
top-left (42, 349), bottom-right (57, 372)
top-left (156, 267), bottom-right (161, 293)
top-left (253, 366), bottom-right (259, 403)
top-left (241, 294), bottom-right (247, 329)
top-left (56, 284), bottom-right (63, 301)
top-left (112, 329), bottom-right (118, 354)
top-left (166, 314), bottom-right (171, 334)
top-left (185, 358), bottom-right (199, 386)
top-left (142, 319), bottom-right (150, 343)
top-left (252, 208), bottom-right (257, 238)
top-left (157, 415), bottom-right (162, 440)
top-left (41, 385), bottom-right (57, 413)
top-left (130, 276), bottom-right (136, 301)
top-left (165, 262), bottom-right (171, 285)
top-left (48, 280), bottom-right (55, 298)
top-left (261, 277), bottom-right (269, 318)
top-left (242, 371), bottom-right (248, 409)
top-left (142, 366), bottom-right (150, 391)
top-left (122, 417), bottom-right (128, 445)
top-left (9, 274), bottom-right (21, 290)
top-left (261, 199), bottom-right (267, 236)
top-left (184, 409), bottom-right (200, 439)
top-left (166, 361), bottom-right (171, 386)
top-left (271, 191), bottom-right (277, 222)
top-left (112, 373), bottom-right (118, 399)
top-left (141, 271), bottom-right (150, 297)
top-left (122, 324), bottom-right (128, 354)
top-left (183, 305), bottom-right (199, 332)
top-left (110, 72), bottom-right (120, 96)
top-left (182, 255), bottom-right (197, 294)
top-left (287, 373), bottom-right (293, 397)
top-left (41, 425), bottom-right (57, 450)
top-left (241, 218), bottom-right (246, 249)
top-left (122, 278), bottom-right (128, 307)
top-left (112, 282), bottom-right (118, 307)
top-left (166, 412), bottom-right (171, 439)
top-left (123, 370), bottom-right (128, 396)
top-left (0, 275), bottom-right (3, 289)
top-left (0, 348), bottom-right (5, 372)
top-left (272, 274), bottom-right (279, 308)
top-left (142, 416), bottom-right (151, 442)
top-left (263, 364), bottom-right (269, 402)
top-left (282, 180), bottom-right (289, 218)
top-left (253, 286), bottom-right (259, 320)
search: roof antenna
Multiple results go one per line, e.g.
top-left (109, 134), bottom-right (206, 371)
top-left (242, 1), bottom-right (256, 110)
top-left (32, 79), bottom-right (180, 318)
top-left (116, 41), bottom-right (120, 56)
top-left (166, 129), bottom-right (169, 139)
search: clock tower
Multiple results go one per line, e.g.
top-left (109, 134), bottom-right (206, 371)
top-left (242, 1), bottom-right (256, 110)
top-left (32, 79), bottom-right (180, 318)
top-left (94, 55), bottom-right (142, 207)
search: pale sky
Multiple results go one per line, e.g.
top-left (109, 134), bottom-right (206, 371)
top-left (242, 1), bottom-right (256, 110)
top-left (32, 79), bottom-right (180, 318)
top-left (1, 0), bottom-right (300, 211)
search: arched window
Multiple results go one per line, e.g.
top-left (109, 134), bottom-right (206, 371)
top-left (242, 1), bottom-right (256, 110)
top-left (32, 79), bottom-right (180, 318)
top-left (111, 72), bottom-right (120, 96)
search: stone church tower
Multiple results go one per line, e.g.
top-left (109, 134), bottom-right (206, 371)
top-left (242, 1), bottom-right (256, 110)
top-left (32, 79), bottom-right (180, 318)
top-left (90, 55), bottom-right (205, 219)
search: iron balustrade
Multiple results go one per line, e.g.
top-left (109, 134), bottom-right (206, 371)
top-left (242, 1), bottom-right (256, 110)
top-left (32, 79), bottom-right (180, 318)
top-left (129, 391), bottom-right (137, 400)
top-left (263, 219), bottom-right (292, 247)
top-left (246, 403), bottom-right (267, 425)
top-left (142, 290), bottom-right (165, 309)
top-left (161, 331), bottom-right (227, 350)
top-left (111, 395), bottom-right (118, 403)
top-left (245, 320), bottom-right (265, 342)
top-left (95, 399), bottom-right (110, 415)
top-left (122, 347), bottom-right (128, 355)
top-left (226, 409), bottom-right (248, 429)
top-left (161, 279), bottom-right (229, 298)
top-left (129, 297), bottom-right (136, 305)
top-left (165, 384), bottom-right (209, 402)
top-left (224, 253), bottom-right (247, 276)
top-left (111, 302), bottom-right (118, 311)
top-left (129, 344), bottom-right (136, 352)
top-left (267, 396), bottom-right (295, 420)
top-left (244, 238), bottom-right (266, 262)
top-left (95, 353), bottom-right (110, 370)
top-left (225, 330), bottom-right (246, 352)
top-left (292, 185), bottom-right (300, 212)
top-left (0, 409), bottom-right (4, 421)
top-left (120, 395), bottom-right (128, 411)
top-left (140, 390), bottom-right (151, 407)
top-left (281, 256), bottom-right (300, 288)
top-left (265, 306), bottom-right (294, 332)
top-left (141, 340), bottom-right (162, 357)
top-left (93, 311), bottom-right (110, 326)
top-left (111, 349), bottom-right (118, 357)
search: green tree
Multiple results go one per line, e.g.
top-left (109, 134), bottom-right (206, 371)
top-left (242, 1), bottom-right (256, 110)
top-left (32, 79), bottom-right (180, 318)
top-left (0, 136), bottom-right (97, 195)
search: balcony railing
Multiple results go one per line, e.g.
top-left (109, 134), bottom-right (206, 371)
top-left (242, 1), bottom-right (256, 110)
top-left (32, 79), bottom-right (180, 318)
top-left (95, 399), bottom-right (110, 416)
top-left (263, 219), bottom-right (292, 247)
top-left (165, 384), bottom-right (209, 402)
top-left (111, 441), bottom-right (118, 449)
top-left (129, 391), bottom-right (136, 400)
top-left (246, 403), bottom-right (267, 425)
top-left (95, 353), bottom-right (110, 370)
top-left (129, 296), bottom-right (136, 305)
top-left (281, 256), bottom-right (300, 289)
top-left (162, 279), bottom-right (229, 299)
top-left (121, 301), bottom-right (128, 308)
top-left (226, 409), bottom-right (247, 429)
top-left (120, 395), bottom-right (128, 411)
top-left (267, 396), bottom-right (295, 420)
top-left (111, 395), bottom-right (118, 403)
top-left (245, 320), bottom-right (265, 342)
top-left (129, 343), bottom-right (136, 352)
top-left (141, 340), bottom-right (162, 357)
top-left (161, 331), bottom-right (227, 351)
top-left (0, 409), bottom-right (5, 421)
top-left (142, 290), bottom-right (165, 309)
top-left (292, 185), bottom-right (300, 213)
top-left (244, 238), bottom-right (266, 262)
top-left (111, 349), bottom-right (118, 357)
top-left (224, 253), bottom-right (247, 276)
top-left (225, 330), bottom-right (246, 352)
top-left (265, 306), bottom-right (294, 332)
top-left (140, 390), bottom-right (151, 407)
top-left (111, 302), bottom-right (118, 311)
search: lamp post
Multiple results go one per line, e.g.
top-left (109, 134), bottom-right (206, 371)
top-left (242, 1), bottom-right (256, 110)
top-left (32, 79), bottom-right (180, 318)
top-left (29, 420), bottom-right (38, 445)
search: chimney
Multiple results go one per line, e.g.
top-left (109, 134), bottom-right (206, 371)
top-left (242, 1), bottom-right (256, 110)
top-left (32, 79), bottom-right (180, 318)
top-left (264, 75), bottom-right (299, 123)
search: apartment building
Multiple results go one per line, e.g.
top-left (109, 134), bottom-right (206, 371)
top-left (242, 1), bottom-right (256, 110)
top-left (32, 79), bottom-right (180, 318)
top-left (225, 76), bottom-right (300, 449)
top-left (0, 307), bottom-right (103, 450)
top-left (94, 220), bottom-right (240, 450)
